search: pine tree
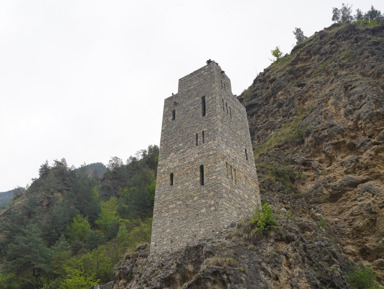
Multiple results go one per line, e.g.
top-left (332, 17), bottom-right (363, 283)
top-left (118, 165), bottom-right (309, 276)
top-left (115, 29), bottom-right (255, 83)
top-left (5, 224), bottom-right (51, 287)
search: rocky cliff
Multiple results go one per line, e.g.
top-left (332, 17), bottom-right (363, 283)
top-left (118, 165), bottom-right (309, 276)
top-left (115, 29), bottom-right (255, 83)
top-left (241, 23), bottom-right (384, 282)
top-left (113, 23), bottom-right (384, 288)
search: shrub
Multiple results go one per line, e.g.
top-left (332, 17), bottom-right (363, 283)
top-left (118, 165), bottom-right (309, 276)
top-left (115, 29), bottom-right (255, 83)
top-left (271, 47), bottom-right (283, 61)
top-left (348, 266), bottom-right (380, 289)
top-left (251, 203), bottom-right (277, 232)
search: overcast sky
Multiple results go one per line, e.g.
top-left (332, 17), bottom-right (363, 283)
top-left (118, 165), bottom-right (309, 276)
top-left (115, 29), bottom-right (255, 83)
top-left (0, 0), bottom-right (383, 192)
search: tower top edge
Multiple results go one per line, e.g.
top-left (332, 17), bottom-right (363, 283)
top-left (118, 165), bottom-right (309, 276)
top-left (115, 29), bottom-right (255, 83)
top-left (177, 60), bottom-right (232, 95)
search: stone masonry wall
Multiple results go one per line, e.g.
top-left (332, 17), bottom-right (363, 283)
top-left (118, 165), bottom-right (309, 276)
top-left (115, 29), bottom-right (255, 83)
top-left (150, 61), bottom-right (260, 255)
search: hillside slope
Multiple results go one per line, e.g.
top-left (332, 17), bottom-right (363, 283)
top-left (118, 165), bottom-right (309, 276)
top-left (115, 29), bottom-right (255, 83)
top-left (241, 23), bottom-right (384, 281)
top-left (0, 188), bottom-right (23, 209)
top-left (114, 23), bottom-right (384, 288)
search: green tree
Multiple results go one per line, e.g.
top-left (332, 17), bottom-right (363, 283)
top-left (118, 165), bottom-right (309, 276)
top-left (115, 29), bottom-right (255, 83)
top-left (364, 6), bottom-right (383, 23)
top-left (271, 47), bottom-right (283, 61)
top-left (0, 272), bottom-right (15, 289)
top-left (251, 203), bottom-right (277, 232)
top-left (4, 224), bottom-right (51, 288)
top-left (67, 214), bottom-right (92, 242)
top-left (41, 201), bottom-right (76, 246)
top-left (50, 235), bottom-right (72, 276)
top-left (95, 197), bottom-right (120, 239)
top-left (78, 246), bottom-right (114, 283)
top-left (332, 7), bottom-right (341, 22)
top-left (340, 3), bottom-right (353, 23)
top-left (59, 266), bottom-right (99, 289)
top-left (293, 27), bottom-right (307, 45)
top-left (332, 4), bottom-right (353, 23)
top-left (355, 8), bottom-right (363, 21)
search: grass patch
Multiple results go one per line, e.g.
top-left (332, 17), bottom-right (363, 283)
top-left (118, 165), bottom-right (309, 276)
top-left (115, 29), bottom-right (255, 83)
top-left (340, 50), bottom-right (357, 63)
top-left (348, 266), bottom-right (380, 289)
top-left (313, 56), bottom-right (335, 76)
top-left (254, 107), bottom-right (308, 157)
top-left (205, 257), bottom-right (239, 268)
top-left (273, 53), bottom-right (294, 66)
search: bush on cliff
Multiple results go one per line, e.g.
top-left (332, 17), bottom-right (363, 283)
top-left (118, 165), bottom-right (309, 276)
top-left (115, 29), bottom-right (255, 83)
top-left (251, 203), bottom-right (277, 232)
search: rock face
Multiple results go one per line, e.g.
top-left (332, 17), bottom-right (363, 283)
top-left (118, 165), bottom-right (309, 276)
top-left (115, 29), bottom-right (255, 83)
top-left (114, 216), bottom-right (350, 289)
top-left (114, 23), bottom-right (384, 288)
top-left (241, 23), bottom-right (384, 282)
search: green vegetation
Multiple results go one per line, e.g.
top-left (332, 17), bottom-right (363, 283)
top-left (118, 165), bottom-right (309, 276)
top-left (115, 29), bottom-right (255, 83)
top-left (250, 203), bottom-right (277, 232)
top-left (0, 188), bottom-right (24, 209)
top-left (340, 50), bottom-right (357, 63)
top-left (206, 257), bottom-right (239, 268)
top-left (332, 4), bottom-right (383, 26)
top-left (271, 46), bottom-right (283, 61)
top-left (313, 56), bottom-right (335, 76)
top-left (254, 107), bottom-right (308, 157)
top-left (348, 266), bottom-right (380, 289)
top-left (274, 164), bottom-right (301, 190)
top-left (293, 27), bottom-right (307, 45)
top-left (0, 145), bottom-right (158, 289)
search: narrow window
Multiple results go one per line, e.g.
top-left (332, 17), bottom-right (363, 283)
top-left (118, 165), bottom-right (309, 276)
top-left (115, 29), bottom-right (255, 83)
top-left (172, 110), bottom-right (176, 120)
top-left (229, 107), bottom-right (232, 118)
top-left (226, 102), bottom-right (228, 114)
top-left (202, 130), bottom-right (205, 143)
top-left (222, 99), bottom-right (225, 111)
top-left (201, 96), bottom-right (206, 116)
top-left (195, 133), bottom-right (198, 146)
top-left (170, 173), bottom-right (174, 186)
top-left (230, 165), bottom-right (233, 180)
top-left (226, 162), bottom-right (229, 177)
top-left (234, 168), bottom-right (237, 184)
top-left (245, 148), bottom-right (248, 161)
top-left (200, 165), bottom-right (204, 185)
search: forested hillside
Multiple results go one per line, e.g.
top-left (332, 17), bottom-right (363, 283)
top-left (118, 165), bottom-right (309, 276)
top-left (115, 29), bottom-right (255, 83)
top-left (0, 145), bottom-right (158, 289)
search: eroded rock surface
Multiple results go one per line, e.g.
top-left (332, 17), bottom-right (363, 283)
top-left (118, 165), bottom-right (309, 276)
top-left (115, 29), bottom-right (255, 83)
top-left (241, 23), bottom-right (384, 282)
top-left (114, 216), bottom-right (350, 289)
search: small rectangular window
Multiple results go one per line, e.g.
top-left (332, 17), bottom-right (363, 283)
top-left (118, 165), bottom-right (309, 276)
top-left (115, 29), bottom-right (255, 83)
top-left (170, 173), bottom-right (174, 186)
top-left (229, 107), bottom-right (231, 118)
top-left (226, 102), bottom-right (228, 114)
top-left (234, 168), bottom-right (237, 184)
top-left (196, 133), bottom-right (198, 146)
top-left (172, 110), bottom-right (176, 120)
top-left (200, 165), bottom-right (204, 185)
top-left (245, 148), bottom-right (248, 161)
top-left (202, 96), bottom-right (206, 116)
top-left (202, 130), bottom-right (205, 143)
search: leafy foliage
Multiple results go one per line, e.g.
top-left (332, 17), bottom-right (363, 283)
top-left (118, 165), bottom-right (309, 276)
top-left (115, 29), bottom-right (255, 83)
top-left (58, 266), bottom-right (100, 289)
top-left (251, 203), bottom-right (277, 232)
top-left (271, 46), bottom-right (283, 61)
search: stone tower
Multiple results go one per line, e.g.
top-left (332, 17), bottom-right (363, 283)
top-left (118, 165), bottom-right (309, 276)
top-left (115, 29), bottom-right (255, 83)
top-left (151, 61), bottom-right (260, 255)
